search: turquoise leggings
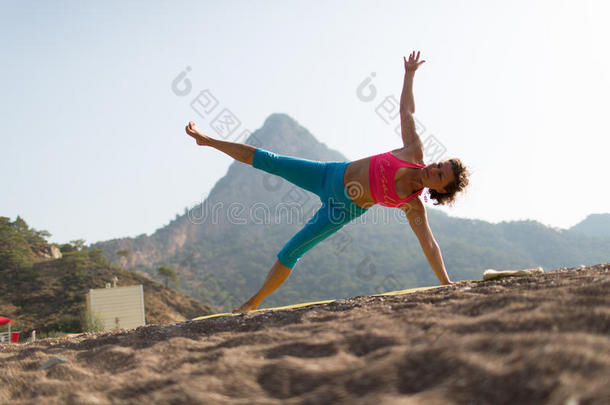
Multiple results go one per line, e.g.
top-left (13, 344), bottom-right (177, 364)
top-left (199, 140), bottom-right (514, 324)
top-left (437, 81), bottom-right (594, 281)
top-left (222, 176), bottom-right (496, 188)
top-left (253, 148), bottom-right (369, 268)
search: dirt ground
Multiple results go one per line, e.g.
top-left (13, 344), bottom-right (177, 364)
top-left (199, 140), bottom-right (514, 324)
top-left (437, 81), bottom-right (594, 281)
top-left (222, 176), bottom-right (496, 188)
top-left (1, 264), bottom-right (609, 405)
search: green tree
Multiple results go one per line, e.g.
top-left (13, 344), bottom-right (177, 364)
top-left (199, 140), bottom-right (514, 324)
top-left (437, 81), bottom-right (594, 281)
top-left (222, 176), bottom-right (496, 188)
top-left (59, 243), bottom-right (76, 253)
top-left (12, 216), bottom-right (50, 244)
top-left (0, 216), bottom-right (34, 270)
top-left (70, 239), bottom-right (87, 251)
top-left (59, 239), bottom-right (87, 253)
top-left (157, 266), bottom-right (177, 288)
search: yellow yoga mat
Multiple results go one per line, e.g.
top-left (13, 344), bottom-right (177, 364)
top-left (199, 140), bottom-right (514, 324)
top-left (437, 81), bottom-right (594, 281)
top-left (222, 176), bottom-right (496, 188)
top-left (192, 284), bottom-right (444, 321)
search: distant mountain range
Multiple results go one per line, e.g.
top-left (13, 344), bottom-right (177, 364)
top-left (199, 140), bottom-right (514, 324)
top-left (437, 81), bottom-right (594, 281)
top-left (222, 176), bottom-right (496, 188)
top-left (92, 114), bottom-right (610, 312)
top-left (569, 213), bottom-right (610, 238)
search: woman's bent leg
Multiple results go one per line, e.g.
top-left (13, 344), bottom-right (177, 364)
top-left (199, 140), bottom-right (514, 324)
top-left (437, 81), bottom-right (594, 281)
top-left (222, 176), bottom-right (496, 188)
top-left (232, 260), bottom-right (292, 313)
top-left (232, 164), bottom-right (369, 312)
top-left (232, 204), bottom-right (344, 312)
top-left (276, 203), bottom-right (345, 268)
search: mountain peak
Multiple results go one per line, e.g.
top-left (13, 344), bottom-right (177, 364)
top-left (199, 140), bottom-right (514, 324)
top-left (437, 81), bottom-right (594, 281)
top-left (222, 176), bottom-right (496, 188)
top-left (569, 213), bottom-right (610, 238)
top-left (262, 113), bottom-right (298, 128)
top-left (244, 113), bottom-right (345, 161)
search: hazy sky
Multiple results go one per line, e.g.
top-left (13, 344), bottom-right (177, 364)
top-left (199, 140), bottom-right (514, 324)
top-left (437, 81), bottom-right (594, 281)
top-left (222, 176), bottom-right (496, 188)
top-left (1, 0), bottom-right (609, 244)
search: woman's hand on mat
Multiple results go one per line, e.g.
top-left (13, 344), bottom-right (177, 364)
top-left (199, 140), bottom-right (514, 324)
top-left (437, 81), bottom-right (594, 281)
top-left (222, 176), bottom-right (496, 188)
top-left (404, 51), bottom-right (425, 73)
top-left (185, 121), bottom-right (211, 146)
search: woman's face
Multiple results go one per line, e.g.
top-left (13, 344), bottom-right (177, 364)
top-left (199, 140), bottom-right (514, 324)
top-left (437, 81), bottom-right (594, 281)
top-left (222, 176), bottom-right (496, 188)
top-left (423, 161), bottom-right (454, 193)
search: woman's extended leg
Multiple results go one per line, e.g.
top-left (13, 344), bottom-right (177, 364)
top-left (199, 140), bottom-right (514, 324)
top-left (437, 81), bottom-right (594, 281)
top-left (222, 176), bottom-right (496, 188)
top-left (186, 121), bottom-right (327, 195)
top-left (185, 121), bottom-right (256, 165)
top-left (232, 259), bottom-right (292, 313)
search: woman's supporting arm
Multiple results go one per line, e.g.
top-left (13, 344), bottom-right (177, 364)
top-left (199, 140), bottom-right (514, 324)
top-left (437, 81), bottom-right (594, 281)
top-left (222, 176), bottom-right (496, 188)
top-left (402, 201), bottom-right (452, 285)
top-left (419, 239), bottom-right (451, 285)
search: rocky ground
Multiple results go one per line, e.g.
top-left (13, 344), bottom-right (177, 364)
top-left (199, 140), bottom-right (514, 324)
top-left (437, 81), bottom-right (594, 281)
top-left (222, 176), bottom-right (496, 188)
top-left (1, 263), bottom-right (609, 405)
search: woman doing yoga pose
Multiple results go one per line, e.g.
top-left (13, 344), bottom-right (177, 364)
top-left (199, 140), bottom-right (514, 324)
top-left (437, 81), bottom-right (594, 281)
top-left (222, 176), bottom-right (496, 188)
top-left (185, 51), bottom-right (470, 313)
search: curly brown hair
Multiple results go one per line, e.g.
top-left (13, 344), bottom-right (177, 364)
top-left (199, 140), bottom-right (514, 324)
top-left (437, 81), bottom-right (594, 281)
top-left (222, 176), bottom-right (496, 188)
top-left (428, 158), bottom-right (470, 206)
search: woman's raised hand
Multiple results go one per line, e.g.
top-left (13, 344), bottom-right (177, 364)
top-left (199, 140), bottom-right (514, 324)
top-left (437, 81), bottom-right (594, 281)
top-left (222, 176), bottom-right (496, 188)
top-left (404, 51), bottom-right (426, 73)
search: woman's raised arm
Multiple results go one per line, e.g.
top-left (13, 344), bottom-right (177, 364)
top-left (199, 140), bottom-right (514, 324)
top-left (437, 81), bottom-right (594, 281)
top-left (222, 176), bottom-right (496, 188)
top-left (400, 51), bottom-right (426, 155)
top-left (401, 51), bottom-right (424, 113)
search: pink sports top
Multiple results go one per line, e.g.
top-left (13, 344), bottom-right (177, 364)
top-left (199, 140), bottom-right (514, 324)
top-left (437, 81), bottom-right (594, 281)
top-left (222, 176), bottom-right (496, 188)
top-left (368, 151), bottom-right (426, 208)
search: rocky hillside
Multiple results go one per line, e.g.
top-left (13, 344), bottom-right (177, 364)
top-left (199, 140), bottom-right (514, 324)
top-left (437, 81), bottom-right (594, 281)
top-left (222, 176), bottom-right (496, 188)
top-left (0, 217), bottom-right (213, 335)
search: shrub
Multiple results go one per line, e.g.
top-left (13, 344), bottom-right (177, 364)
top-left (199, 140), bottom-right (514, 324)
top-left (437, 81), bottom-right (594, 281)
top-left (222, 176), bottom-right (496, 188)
top-left (81, 308), bottom-right (105, 333)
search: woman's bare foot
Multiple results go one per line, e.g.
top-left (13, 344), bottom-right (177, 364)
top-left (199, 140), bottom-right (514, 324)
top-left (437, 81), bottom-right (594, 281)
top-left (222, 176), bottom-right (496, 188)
top-left (232, 299), bottom-right (259, 313)
top-left (185, 121), bottom-right (212, 146)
